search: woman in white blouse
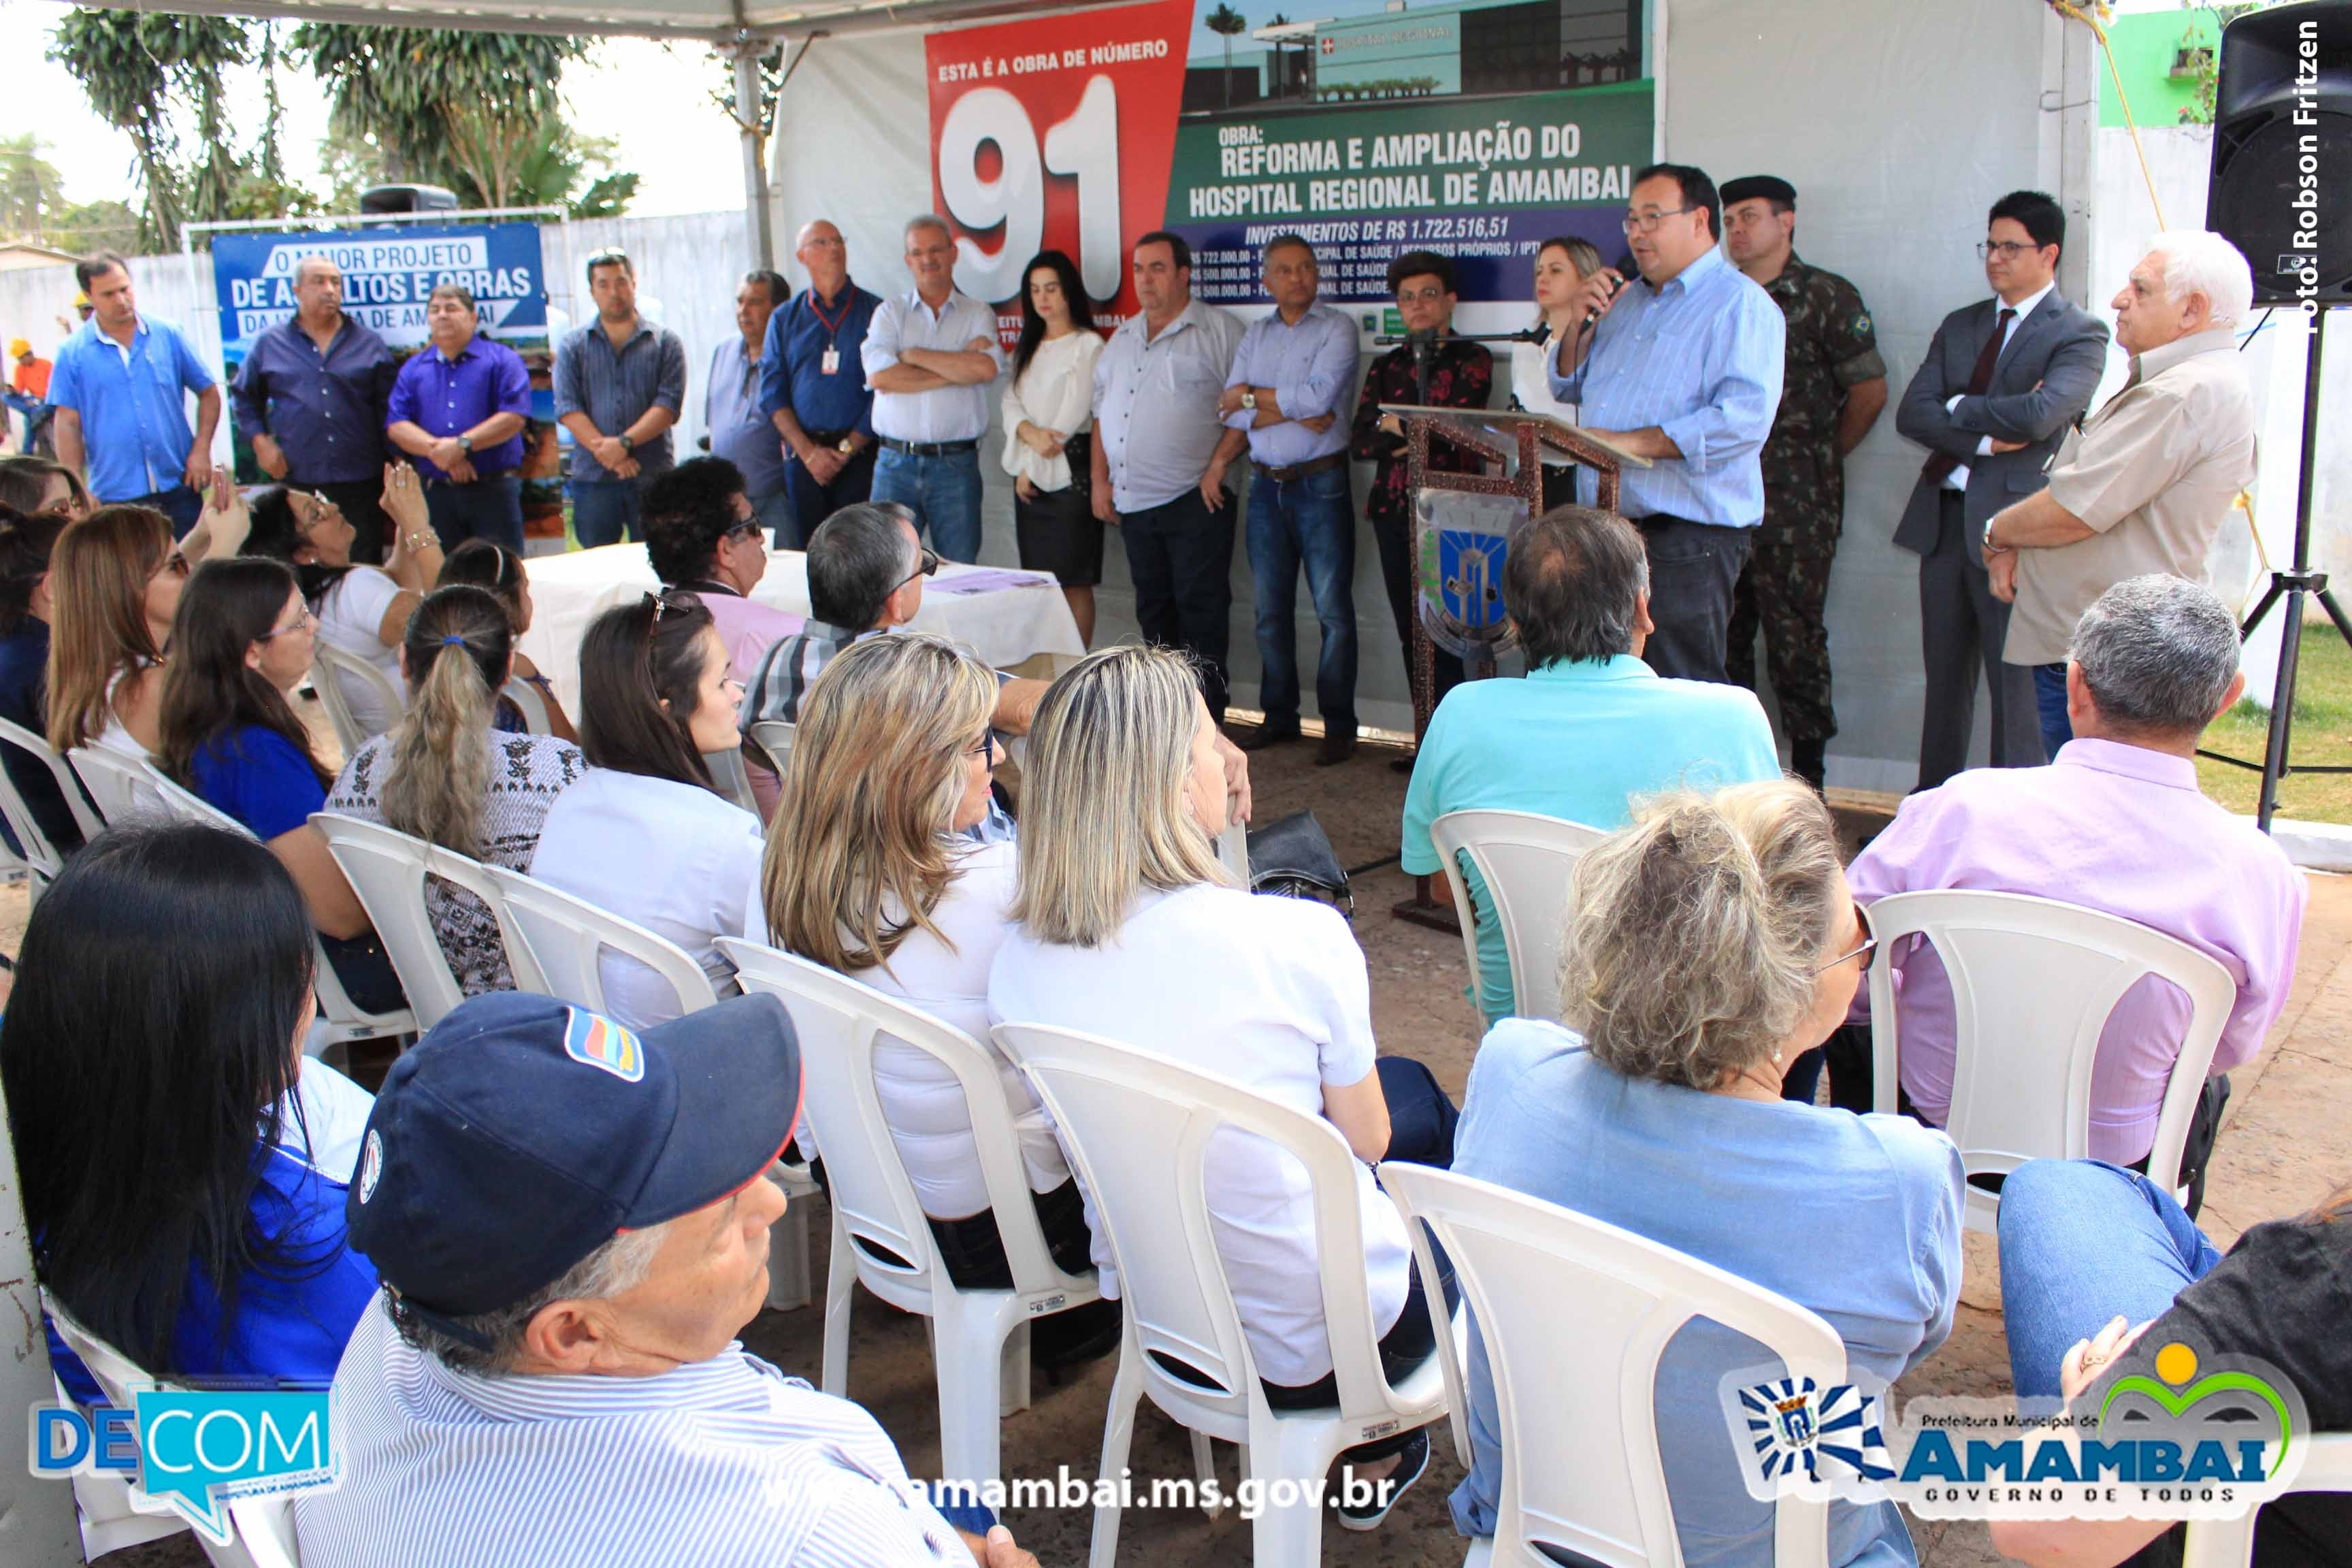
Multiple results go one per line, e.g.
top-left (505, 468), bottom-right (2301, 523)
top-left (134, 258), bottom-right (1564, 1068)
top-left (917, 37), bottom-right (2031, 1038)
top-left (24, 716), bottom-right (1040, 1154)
top-left (529, 590), bottom-right (764, 1030)
top-left (1511, 236), bottom-right (1604, 512)
top-left (1000, 250), bottom-right (1105, 647)
top-left (987, 644), bottom-right (1459, 1528)
top-left (758, 631), bottom-right (1118, 1368)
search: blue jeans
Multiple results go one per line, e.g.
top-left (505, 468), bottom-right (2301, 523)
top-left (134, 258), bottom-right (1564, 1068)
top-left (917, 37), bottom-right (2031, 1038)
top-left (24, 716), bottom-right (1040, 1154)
top-left (1247, 465), bottom-right (1358, 736)
top-left (424, 473), bottom-right (524, 553)
top-left (2032, 662), bottom-right (2073, 758)
top-left (871, 446), bottom-right (983, 563)
top-left (129, 484), bottom-right (203, 540)
top-left (1995, 1159), bottom-right (2222, 1400)
top-left (570, 477), bottom-right (644, 547)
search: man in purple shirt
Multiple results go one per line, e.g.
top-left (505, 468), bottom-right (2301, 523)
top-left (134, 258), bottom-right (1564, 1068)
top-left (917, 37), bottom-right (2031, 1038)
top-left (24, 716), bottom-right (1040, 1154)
top-left (1846, 575), bottom-right (2304, 1210)
top-left (386, 282), bottom-right (533, 552)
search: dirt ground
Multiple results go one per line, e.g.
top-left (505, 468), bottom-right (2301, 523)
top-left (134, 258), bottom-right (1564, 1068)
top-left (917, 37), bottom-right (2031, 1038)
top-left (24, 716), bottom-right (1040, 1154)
top-left (74, 721), bottom-right (2352, 1568)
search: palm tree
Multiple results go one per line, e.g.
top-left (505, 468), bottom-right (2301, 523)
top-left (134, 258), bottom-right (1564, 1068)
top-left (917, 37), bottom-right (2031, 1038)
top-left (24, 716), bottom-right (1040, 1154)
top-left (1206, 3), bottom-right (1249, 108)
top-left (0, 135), bottom-right (69, 240)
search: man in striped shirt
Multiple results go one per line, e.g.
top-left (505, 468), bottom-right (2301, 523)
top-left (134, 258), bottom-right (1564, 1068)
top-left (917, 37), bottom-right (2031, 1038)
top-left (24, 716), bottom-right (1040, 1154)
top-left (296, 992), bottom-right (1041, 1567)
top-left (1551, 163), bottom-right (1786, 685)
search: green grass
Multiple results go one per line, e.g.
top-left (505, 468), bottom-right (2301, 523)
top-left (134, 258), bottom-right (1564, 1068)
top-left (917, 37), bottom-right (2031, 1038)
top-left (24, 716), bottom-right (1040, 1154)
top-left (2195, 625), bottom-right (2352, 824)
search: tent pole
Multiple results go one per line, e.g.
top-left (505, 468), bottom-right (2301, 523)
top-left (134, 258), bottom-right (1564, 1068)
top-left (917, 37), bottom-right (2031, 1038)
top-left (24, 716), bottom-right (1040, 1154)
top-left (732, 37), bottom-right (775, 272)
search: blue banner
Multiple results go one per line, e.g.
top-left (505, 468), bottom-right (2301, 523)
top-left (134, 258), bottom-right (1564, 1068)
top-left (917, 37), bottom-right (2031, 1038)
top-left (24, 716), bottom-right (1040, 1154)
top-left (210, 222), bottom-right (549, 363)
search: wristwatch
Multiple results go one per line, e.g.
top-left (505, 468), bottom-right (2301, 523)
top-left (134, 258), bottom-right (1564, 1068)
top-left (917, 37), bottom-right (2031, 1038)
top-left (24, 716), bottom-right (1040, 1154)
top-left (836, 436), bottom-right (857, 455)
top-left (617, 433), bottom-right (636, 455)
top-left (1241, 389), bottom-right (1258, 412)
top-left (1983, 519), bottom-right (2008, 554)
top-left (455, 434), bottom-right (473, 454)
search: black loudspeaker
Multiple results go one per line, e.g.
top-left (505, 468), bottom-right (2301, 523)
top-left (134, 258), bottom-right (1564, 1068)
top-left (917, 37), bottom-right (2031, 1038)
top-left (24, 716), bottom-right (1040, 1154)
top-left (2207, 0), bottom-right (2351, 305)
top-left (357, 184), bottom-right (459, 216)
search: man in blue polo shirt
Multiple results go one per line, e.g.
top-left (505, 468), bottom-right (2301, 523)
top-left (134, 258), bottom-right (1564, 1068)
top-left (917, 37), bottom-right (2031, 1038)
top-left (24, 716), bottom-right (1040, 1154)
top-left (48, 251), bottom-right (221, 537)
top-left (1401, 506), bottom-right (1781, 1023)
top-left (386, 282), bottom-right (534, 551)
top-left (762, 220), bottom-right (879, 547)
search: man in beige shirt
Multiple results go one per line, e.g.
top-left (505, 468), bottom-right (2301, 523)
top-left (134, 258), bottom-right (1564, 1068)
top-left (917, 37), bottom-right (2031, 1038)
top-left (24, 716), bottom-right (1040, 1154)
top-left (1982, 230), bottom-right (2257, 758)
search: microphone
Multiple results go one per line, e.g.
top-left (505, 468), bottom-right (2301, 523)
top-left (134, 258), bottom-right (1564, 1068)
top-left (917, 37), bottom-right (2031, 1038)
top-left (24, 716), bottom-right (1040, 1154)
top-left (1407, 327), bottom-right (1436, 404)
top-left (1580, 253), bottom-right (1637, 329)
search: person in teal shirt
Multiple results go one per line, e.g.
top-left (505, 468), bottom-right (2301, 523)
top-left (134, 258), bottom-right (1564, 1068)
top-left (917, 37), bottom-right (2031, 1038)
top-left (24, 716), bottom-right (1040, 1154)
top-left (1401, 505), bottom-right (1782, 1023)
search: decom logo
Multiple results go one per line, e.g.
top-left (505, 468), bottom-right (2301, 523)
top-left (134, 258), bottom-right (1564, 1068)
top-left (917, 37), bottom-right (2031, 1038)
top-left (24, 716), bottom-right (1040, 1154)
top-left (1724, 1335), bottom-right (2312, 1522)
top-left (30, 1388), bottom-right (339, 1544)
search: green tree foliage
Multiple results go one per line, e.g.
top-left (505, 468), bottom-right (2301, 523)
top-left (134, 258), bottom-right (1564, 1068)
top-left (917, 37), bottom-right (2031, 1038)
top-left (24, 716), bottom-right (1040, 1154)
top-left (48, 10), bottom-right (258, 248)
top-left (47, 200), bottom-right (142, 255)
top-left (293, 24), bottom-right (588, 203)
top-left (0, 135), bottom-right (71, 240)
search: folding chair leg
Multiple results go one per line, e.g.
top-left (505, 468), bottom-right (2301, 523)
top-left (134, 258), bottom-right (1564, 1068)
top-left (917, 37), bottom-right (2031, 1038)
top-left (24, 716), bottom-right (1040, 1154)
top-left (820, 1205), bottom-right (855, 1397)
top-left (1190, 1431), bottom-right (1224, 1520)
top-left (1088, 1351), bottom-right (1143, 1568)
top-left (766, 1192), bottom-right (811, 1311)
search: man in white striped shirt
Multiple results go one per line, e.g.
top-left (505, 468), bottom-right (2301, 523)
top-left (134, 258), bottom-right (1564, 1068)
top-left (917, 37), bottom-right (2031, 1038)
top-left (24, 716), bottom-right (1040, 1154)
top-left (295, 991), bottom-right (1041, 1567)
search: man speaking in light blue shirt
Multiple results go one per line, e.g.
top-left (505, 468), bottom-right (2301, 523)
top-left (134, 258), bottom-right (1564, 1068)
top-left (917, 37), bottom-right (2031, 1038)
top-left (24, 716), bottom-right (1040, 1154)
top-left (1401, 506), bottom-right (1780, 1024)
top-left (1552, 163), bottom-right (1784, 684)
top-left (1220, 235), bottom-right (1362, 764)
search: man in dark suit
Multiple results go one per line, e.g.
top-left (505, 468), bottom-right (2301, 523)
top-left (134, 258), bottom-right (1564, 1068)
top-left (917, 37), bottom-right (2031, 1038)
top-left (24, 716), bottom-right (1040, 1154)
top-left (1895, 190), bottom-right (2108, 791)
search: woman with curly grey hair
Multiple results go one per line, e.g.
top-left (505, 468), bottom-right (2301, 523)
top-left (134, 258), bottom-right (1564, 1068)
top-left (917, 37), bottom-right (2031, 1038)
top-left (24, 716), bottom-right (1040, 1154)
top-left (1450, 778), bottom-right (1965, 1567)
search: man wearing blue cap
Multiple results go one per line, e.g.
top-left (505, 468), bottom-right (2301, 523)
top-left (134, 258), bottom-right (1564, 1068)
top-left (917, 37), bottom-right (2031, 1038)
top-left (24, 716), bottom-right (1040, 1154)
top-left (294, 991), bottom-right (1041, 1567)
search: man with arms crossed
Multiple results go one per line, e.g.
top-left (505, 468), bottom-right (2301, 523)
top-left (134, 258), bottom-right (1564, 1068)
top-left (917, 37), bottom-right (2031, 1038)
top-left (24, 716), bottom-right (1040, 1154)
top-left (864, 216), bottom-right (1002, 564)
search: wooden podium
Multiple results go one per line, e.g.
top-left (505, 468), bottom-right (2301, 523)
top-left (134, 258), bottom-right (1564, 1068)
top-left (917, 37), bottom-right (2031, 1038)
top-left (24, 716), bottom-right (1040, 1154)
top-left (1377, 405), bottom-right (1649, 932)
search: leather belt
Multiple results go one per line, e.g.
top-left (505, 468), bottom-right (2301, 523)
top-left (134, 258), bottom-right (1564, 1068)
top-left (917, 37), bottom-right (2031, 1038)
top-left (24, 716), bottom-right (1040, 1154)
top-left (1260, 451), bottom-right (1348, 485)
top-left (879, 436), bottom-right (979, 457)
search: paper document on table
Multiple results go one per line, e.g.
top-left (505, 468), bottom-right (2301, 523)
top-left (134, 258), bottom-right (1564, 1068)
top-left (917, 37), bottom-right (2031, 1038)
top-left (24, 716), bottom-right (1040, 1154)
top-left (928, 568), bottom-right (1059, 597)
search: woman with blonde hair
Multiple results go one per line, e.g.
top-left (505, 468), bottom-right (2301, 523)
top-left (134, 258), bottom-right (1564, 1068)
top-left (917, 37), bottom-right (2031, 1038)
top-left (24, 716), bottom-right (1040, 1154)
top-left (47, 478), bottom-right (248, 757)
top-left (1450, 779), bottom-right (1963, 1567)
top-left (758, 631), bottom-right (1117, 1367)
top-left (987, 642), bottom-right (1458, 1526)
top-left (324, 585), bottom-right (585, 994)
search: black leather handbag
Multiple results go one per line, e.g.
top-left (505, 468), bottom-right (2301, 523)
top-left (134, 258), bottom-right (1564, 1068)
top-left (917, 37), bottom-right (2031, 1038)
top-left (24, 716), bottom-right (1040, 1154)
top-left (1243, 810), bottom-right (1353, 917)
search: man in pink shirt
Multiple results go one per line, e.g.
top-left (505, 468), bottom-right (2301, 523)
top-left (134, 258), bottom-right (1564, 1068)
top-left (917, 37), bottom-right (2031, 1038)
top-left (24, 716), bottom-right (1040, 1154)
top-left (1846, 574), bottom-right (2303, 1211)
top-left (644, 457), bottom-right (806, 817)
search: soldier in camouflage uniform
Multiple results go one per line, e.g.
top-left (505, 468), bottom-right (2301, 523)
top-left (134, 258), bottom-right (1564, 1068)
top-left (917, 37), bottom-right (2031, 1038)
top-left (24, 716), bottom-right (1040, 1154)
top-left (1720, 176), bottom-right (1889, 789)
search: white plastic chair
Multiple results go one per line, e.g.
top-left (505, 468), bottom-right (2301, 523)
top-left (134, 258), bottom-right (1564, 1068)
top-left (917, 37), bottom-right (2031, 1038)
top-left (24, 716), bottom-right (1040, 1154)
top-left (706, 747), bottom-right (760, 815)
top-left (310, 813), bottom-right (516, 1030)
top-left (992, 1022), bottom-right (1452, 1567)
top-left (1428, 808), bottom-right (1606, 1023)
top-left (718, 937), bottom-right (1100, 1486)
top-left (43, 1296), bottom-right (300, 1567)
top-left (2182, 1433), bottom-right (2352, 1568)
top-left (500, 676), bottom-right (553, 735)
top-left (1864, 889), bottom-right (2236, 1232)
top-left (67, 742), bottom-right (175, 826)
top-left (140, 769), bottom-right (418, 1054)
top-left (1377, 1163), bottom-right (1841, 1568)
top-left (747, 718), bottom-right (796, 778)
top-left (1215, 821), bottom-right (1250, 883)
top-left (0, 716), bottom-right (101, 900)
top-left (485, 866), bottom-right (815, 1312)
top-left (479, 862), bottom-right (721, 1017)
top-left (308, 642), bottom-right (404, 754)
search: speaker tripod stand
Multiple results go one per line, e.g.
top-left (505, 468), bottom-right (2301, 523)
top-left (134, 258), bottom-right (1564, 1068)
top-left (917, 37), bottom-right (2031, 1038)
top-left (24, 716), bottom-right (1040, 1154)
top-left (2198, 308), bottom-right (2352, 832)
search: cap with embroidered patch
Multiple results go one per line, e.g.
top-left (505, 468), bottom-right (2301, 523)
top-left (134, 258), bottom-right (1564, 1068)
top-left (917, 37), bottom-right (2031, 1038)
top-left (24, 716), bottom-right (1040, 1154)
top-left (346, 990), bottom-right (802, 1326)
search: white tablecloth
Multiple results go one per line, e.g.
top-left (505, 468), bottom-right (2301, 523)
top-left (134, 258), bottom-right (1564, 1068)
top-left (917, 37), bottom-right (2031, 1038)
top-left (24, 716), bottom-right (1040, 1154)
top-left (515, 544), bottom-right (1085, 717)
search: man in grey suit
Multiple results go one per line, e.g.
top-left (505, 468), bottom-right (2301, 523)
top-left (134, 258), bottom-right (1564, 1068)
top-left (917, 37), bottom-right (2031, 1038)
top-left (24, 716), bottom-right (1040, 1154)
top-left (1895, 190), bottom-right (2108, 791)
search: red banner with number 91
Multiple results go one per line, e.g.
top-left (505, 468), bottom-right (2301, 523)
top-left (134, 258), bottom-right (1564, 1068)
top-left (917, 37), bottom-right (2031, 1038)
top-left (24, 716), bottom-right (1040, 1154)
top-left (927, 0), bottom-right (1192, 338)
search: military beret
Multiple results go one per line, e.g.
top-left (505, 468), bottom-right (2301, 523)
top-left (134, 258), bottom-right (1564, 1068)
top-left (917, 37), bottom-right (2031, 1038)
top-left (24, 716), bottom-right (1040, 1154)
top-left (1721, 176), bottom-right (1797, 208)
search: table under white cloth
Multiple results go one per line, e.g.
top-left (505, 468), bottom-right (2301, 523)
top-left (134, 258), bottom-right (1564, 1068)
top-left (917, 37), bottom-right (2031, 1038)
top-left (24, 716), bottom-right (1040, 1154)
top-left (515, 544), bottom-right (1085, 717)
